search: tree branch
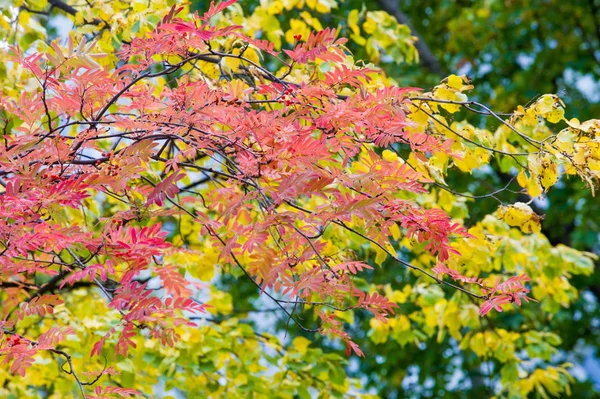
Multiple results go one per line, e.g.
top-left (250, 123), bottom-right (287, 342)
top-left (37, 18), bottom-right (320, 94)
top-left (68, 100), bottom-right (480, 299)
top-left (47, 0), bottom-right (77, 15)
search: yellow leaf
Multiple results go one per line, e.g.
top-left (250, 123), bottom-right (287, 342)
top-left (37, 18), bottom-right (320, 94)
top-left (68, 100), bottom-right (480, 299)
top-left (521, 217), bottom-right (542, 234)
top-left (132, 0), bottom-right (146, 12)
top-left (264, 0), bottom-right (284, 14)
top-left (390, 223), bottom-right (401, 240)
top-left (556, 129), bottom-right (576, 152)
top-left (393, 314), bottom-right (411, 332)
top-left (527, 177), bottom-right (543, 197)
top-left (536, 94), bottom-right (555, 114)
top-left (348, 9), bottom-right (361, 36)
top-left (460, 124), bottom-right (475, 140)
top-left (234, 373), bottom-right (248, 386)
top-left (285, 19), bottom-right (310, 45)
top-left (392, 285), bottom-right (411, 304)
top-left (545, 107), bottom-right (564, 123)
top-left (517, 169), bottom-right (528, 188)
top-left (223, 55), bottom-right (241, 74)
top-left (540, 163), bottom-right (558, 189)
top-left (566, 118), bottom-right (581, 129)
top-left (382, 149), bottom-right (398, 162)
top-left (579, 119), bottom-right (600, 135)
top-left (528, 154), bottom-right (543, 175)
top-left (409, 107), bottom-right (430, 126)
top-left (574, 146), bottom-right (587, 166)
top-left (498, 202), bottom-right (542, 234)
top-left (447, 74), bottom-right (463, 90)
top-left (208, 290), bottom-right (233, 314)
top-left (454, 149), bottom-right (485, 172)
top-left (300, 11), bottom-right (323, 31)
top-left (522, 108), bottom-right (539, 126)
top-left (306, 0), bottom-right (337, 13)
top-left (374, 246), bottom-right (388, 266)
top-left (292, 337), bottom-right (311, 355)
top-left (434, 87), bottom-right (461, 113)
top-left (362, 13), bottom-right (377, 35)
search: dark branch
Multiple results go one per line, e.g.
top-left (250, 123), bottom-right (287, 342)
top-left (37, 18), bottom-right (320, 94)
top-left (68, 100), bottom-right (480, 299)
top-left (48, 0), bottom-right (77, 15)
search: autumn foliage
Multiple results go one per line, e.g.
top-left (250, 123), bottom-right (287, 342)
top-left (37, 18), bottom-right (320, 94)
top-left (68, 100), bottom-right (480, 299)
top-left (0, 0), bottom-right (599, 397)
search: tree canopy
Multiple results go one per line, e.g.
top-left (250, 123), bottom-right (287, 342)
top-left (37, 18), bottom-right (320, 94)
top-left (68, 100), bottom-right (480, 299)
top-left (0, 1), bottom-right (599, 398)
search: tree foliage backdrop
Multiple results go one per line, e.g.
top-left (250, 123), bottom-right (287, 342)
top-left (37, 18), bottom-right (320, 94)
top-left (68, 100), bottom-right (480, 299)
top-left (0, 0), bottom-right (599, 398)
